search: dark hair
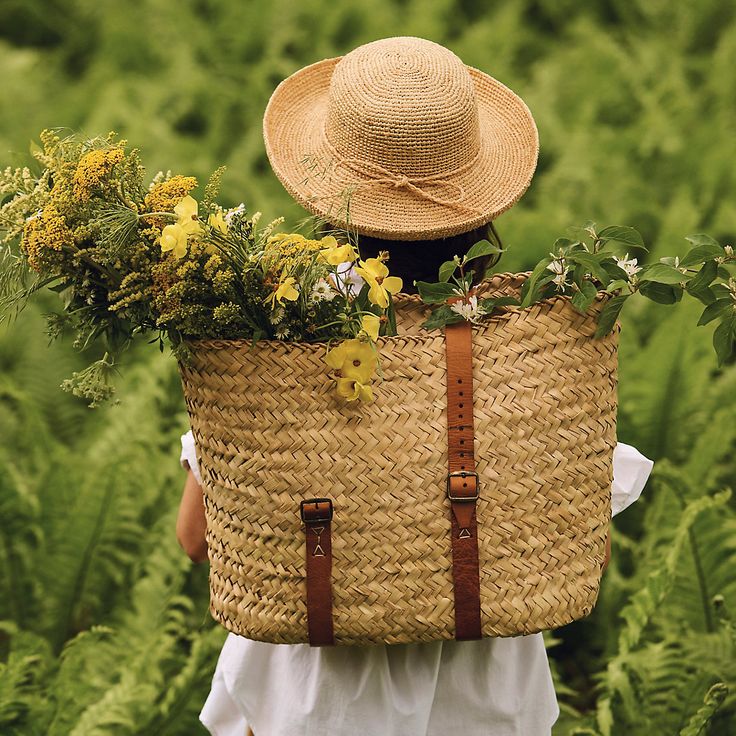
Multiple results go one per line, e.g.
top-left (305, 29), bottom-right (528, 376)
top-left (322, 221), bottom-right (502, 294)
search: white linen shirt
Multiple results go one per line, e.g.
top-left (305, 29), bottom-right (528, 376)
top-left (180, 431), bottom-right (653, 736)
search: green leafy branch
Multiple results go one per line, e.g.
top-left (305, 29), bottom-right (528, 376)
top-left (416, 223), bottom-right (736, 366)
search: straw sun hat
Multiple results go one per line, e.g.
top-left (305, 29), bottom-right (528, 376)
top-left (263, 36), bottom-right (539, 241)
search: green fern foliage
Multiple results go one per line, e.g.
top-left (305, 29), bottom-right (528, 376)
top-left (2, 0), bottom-right (736, 734)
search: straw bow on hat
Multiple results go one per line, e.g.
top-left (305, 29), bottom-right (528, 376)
top-left (263, 36), bottom-right (539, 242)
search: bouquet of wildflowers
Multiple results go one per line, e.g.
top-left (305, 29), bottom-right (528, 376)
top-left (0, 130), bottom-right (403, 405)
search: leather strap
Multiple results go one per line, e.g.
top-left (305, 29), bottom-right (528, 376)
top-left (300, 498), bottom-right (335, 646)
top-left (444, 320), bottom-right (482, 640)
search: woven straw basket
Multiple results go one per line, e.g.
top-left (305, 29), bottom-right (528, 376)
top-left (178, 272), bottom-right (618, 645)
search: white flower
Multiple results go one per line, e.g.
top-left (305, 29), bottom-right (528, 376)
top-left (274, 326), bottom-right (290, 340)
top-left (450, 295), bottom-right (482, 322)
top-left (335, 261), bottom-right (365, 296)
top-left (310, 278), bottom-right (337, 302)
top-left (724, 245), bottom-right (734, 257)
top-left (616, 253), bottom-right (641, 278)
top-left (224, 203), bottom-right (246, 224)
top-left (547, 258), bottom-right (570, 291)
top-left (546, 259), bottom-right (567, 275)
top-left (269, 306), bottom-right (286, 325)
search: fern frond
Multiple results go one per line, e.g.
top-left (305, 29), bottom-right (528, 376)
top-left (679, 682), bottom-right (728, 736)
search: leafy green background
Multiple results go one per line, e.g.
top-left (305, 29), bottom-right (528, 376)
top-left (1, 1), bottom-right (735, 733)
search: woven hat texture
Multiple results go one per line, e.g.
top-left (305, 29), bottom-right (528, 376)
top-left (178, 274), bottom-right (618, 645)
top-left (263, 36), bottom-right (539, 241)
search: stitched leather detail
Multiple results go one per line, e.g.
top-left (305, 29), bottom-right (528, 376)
top-left (300, 499), bottom-right (335, 646)
top-left (444, 321), bottom-right (482, 640)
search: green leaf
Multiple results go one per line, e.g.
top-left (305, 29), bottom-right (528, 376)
top-left (566, 251), bottom-right (611, 284)
top-left (639, 281), bottom-right (682, 304)
top-left (606, 278), bottom-right (631, 294)
top-left (438, 260), bottom-right (457, 282)
top-left (598, 225), bottom-right (646, 250)
top-left (602, 260), bottom-right (631, 281)
top-left (415, 280), bottom-right (457, 304)
top-left (479, 295), bottom-right (519, 314)
top-left (684, 233), bottom-right (720, 248)
top-left (680, 244), bottom-right (724, 267)
top-left (697, 298), bottom-right (732, 326)
top-left (686, 285), bottom-right (716, 306)
top-left (421, 304), bottom-right (463, 330)
top-left (713, 317), bottom-right (734, 366)
top-left (520, 258), bottom-right (553, 308)
top-left (571, 279), bottom-right (598, 314)
top-left (685, 259), bottom-right (718, 294)
top-left (639, 263), bottom-right (692, 285)
top-left (466, 239), bottom-right (502, 262)
top-left (594, 294), bottom-right (628, 337)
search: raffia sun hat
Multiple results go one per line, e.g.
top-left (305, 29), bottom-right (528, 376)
top-left (263, 36), bottom-right (539, 241)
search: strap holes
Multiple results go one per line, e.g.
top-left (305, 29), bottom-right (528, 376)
top-left (459, 391), bottom-right (464, 396)
top-left (461, 465), bottom-right (465, 470)
top-left (463, 482), bottom-right (467, 487)
top-left (457, 379), bottom-right (463, 384)
top-left (459, 403), bottom-right (463, 408)
top-left (460, 439), bottom-right (464, 445)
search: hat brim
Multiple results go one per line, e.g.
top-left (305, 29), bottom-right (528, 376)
top-left (263, 56), bottom-right (539, 242)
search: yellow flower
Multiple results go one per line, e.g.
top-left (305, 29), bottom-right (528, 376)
top-left (318, 237), bottom-right (357, 266)
top-left (174, 195), bottom-right (203, 236)
top-left (325, 338), bottom-right (377, 384)
top-left (21, 203), bottom-right (74, 271)
top-left (160, 223), bottom-right (190, 258)
top-left (354, 258), bottom-right (403, 308)
top-left (208, 211), bottom-right (228, 234)
top-left (143, 175), bottom-right (198, 224)
top-left (159, 195), bottom-right (204, 258)
top-left (265, 276), bottom-right (300, 308)
top-left (336, 377), bottom-right (374, 402)
top-left (72, 147), bottom-right (125, 201)
top-left (360, 313), bottom-right (380, 342)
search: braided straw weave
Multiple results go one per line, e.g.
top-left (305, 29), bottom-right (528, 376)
top-left (178, 273), bottom-right (618, 645)
top-left (263, 36), bottom-right (539, 241)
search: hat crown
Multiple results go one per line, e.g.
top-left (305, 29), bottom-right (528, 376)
top-left (325, 37), bottom-right (481, 178)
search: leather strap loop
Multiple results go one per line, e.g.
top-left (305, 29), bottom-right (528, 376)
top-left (300, 498), bottom-right (335, 646)
top-left (444, 320), bottom-right (482, 640)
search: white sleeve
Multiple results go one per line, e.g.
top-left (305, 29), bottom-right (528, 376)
top-left (180, 430), bottom-right (203, 486)
top-left (611, 442), bottom-right (654, 516)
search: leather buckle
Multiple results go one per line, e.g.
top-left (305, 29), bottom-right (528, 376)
top-left (446, 471), bottom-right (480, 502)
top-left (300, 498), bottom-right (334, 523)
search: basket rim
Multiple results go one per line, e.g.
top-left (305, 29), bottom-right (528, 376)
top-left (179, 270), bottom-right (610, 352)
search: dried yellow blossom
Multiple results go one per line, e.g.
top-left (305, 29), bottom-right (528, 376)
top-left (72, 147), bottom-right (125, 201)
top-left (21, 203), bottom-right (74, 271)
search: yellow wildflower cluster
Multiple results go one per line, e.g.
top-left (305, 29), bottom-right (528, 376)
top-left (21, 203), bottom-right (74, 271)
top-left (72, 147), bottom-right (125, 201)
top-left (324, 314), bottom-right (382, 403)
top-left (160, 196), bottom-right (204, 259)
top-left (143, 175), bottom-right (198, 227)
top-left (263, 232), bottom-right (326, 276)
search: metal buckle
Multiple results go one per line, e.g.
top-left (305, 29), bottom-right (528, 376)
top-left (300, 498), bottom-right (334, 523)
top-left (446, 471), bottom-right (480, 502)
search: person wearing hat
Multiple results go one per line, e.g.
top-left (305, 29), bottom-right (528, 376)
top-left (176, 36), bottom-right (654, 736)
